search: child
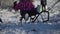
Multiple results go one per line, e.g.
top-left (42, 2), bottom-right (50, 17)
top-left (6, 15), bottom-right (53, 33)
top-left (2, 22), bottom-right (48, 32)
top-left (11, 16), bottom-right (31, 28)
top-left (14, 0), bottom-right (35, 21)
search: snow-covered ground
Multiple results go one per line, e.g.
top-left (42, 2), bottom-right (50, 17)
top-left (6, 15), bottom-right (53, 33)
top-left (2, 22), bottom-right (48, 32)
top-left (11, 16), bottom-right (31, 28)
top-left (0, 0), bottom-right (60, 34)
top-left (0, 9), bottom-right (20, 24)
top-left (0, 0), bottom-right (60, 24)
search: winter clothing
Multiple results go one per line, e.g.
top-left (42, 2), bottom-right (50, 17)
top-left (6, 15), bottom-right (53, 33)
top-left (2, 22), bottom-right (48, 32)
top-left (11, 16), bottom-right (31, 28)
top-left (15, 0), bottom-right (34, 11)
top-left (14, 0), bottom-right (39, 18)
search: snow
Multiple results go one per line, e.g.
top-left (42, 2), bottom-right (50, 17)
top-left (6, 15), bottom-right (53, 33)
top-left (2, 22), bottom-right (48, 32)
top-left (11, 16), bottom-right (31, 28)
top-left (0, 0), bottom-right (60, 34)
top-left (0, 23), bottom-right (60, 34)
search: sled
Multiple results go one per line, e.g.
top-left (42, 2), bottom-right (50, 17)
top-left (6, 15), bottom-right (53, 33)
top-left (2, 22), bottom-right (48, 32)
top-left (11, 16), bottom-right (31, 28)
top-left (19, 0), bottom-right (49, 23)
